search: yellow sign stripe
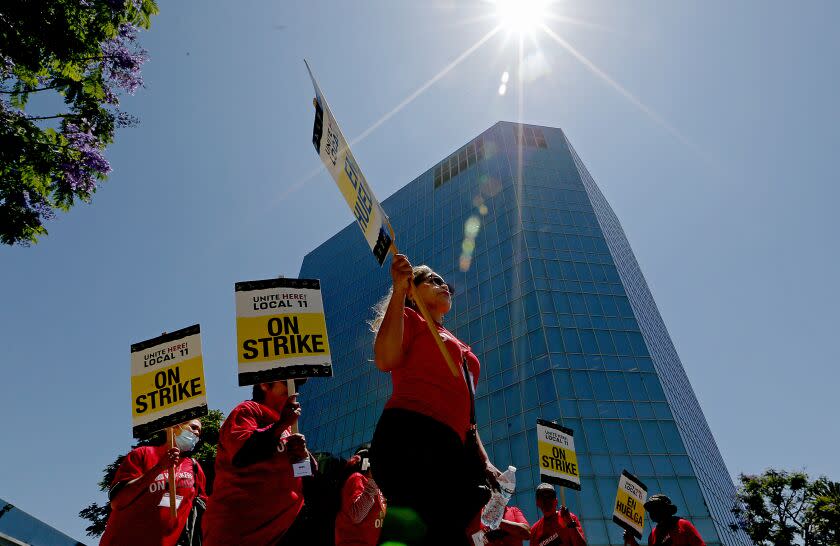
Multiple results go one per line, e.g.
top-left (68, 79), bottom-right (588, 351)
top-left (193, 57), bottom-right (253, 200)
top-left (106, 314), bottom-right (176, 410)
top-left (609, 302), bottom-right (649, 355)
top-left (236, 313), bottom-right (330, 364)
top-left (537, 440), bottom-right (580, 480)
top-left (131, 356), bottom-right (205, 417)
top-left (614, 487), bottom-right (645, 531)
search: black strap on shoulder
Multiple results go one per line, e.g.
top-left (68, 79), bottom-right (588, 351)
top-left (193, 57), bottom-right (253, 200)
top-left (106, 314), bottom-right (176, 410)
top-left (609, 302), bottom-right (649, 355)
top-left (462, 356), bottom-right (477, 427)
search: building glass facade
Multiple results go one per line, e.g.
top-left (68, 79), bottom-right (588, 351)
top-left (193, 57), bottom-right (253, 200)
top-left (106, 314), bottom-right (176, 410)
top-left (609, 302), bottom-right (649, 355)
top-left (299, 122), bottom-right (751, 546)
top-left (0, 497), bottom-right (84, 546)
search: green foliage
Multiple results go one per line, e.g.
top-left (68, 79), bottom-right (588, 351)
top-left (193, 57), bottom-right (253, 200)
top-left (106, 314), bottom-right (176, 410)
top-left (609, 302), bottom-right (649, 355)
top-left (0, 0), bottom-right (158, 246)
top-left (731, 469), bottom-right (840, 546)
top-left (79, 410), bottom-right (224, 538)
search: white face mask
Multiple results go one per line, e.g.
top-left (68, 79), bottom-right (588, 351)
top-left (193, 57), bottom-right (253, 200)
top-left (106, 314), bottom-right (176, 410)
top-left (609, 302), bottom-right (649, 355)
top-left (175, 429), bottom-right (199, 452)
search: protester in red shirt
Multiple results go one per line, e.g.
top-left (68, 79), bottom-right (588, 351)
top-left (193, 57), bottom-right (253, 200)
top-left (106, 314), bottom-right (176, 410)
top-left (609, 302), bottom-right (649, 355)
top-left (530, 483), bottom-right (587, 546)
top-left (202, 380), bottom-right (312, 546)
top-left (481, 505), bottom-right (531, 546)
top-left (334, 445), bottom-right (386, 546)
top-left (623, 494), bottom-right (706, 546)
top-left (100, 419), bottom-right (206, 546)
top-left (369, 254), bottom-right (499, 545)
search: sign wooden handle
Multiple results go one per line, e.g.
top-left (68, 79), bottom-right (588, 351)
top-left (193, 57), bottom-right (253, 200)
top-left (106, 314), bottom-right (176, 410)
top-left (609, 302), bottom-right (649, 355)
top-left (389, 242), bottom-right (460, 378)
top-left (167, 427), bottom-right (177, 518)
top-left (560, 486), bottom-right (566, 508)
top-left (286, 379), bottom-right (299, 434)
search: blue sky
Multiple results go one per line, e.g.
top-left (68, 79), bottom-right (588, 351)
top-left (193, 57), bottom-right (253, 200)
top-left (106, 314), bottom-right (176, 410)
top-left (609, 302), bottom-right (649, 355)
top-left (1, 1), bottom-right (838, 541)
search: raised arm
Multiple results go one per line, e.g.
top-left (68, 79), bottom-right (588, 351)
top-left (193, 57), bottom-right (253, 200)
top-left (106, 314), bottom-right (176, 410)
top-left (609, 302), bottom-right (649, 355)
top-left (109, 448), bottom-right (179, 510)
top-left (498, 507), bottom-right (531, 539)
top-left (373, 254), bottom-right (413, 371)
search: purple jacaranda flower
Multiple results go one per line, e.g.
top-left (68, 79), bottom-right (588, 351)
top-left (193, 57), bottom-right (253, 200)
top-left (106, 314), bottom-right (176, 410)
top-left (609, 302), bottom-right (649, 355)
top-left (116, 111), bottom-right (139, 127)
top-left (60, 123), bottom-right (111, 193)
top-left (118, 22), bottom-right (137, 39)
top-left (100, 23), bottom-right (148, 95)
top-left (23, 191), bottom-right (55, 221)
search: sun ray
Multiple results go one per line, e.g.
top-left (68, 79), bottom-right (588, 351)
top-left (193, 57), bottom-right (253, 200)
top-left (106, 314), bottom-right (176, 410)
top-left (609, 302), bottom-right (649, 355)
top-left (271, 24), bottom-right (505, 207)
top-left (350, 24), bottom-right (503, 147)
top-left (540, 23), bottom-right (703, 155)
top-left (544, 13), bottom-right (617, 34)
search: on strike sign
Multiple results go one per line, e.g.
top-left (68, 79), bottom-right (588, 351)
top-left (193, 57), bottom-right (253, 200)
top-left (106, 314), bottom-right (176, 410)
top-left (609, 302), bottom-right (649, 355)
top-left (536, 419), bottom-right (581, 490)
top-left (130, 325), bottom-right (208, 439)
top-left (235, 277), bottom-right (332, 385)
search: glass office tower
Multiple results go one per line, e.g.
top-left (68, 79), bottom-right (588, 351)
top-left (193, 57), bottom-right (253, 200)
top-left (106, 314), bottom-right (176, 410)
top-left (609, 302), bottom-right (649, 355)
top-left (299, 122), bottom-right (750, 546)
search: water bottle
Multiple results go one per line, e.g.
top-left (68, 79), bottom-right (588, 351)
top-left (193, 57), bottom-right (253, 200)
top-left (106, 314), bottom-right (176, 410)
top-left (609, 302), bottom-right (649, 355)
top-left (480, 466), bottom-right (517, 530)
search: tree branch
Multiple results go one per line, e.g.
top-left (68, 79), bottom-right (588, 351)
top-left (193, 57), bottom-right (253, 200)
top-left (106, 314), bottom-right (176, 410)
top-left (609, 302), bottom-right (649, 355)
top-left (25, 114), bottom-right (72, 121)
top-left (0, 84), bottom-right (65, 95)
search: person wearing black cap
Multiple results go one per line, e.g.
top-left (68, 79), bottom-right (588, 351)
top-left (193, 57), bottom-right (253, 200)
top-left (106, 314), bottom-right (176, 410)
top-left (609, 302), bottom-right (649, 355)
top-left (530, 483), bottom-right (586, 546)
top-left (623, 494), bottom-right (705, 546)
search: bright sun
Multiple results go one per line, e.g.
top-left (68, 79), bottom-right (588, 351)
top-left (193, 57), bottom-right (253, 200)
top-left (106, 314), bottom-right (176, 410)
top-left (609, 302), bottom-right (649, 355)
top-left (495, 0), bottom-right (550, 35)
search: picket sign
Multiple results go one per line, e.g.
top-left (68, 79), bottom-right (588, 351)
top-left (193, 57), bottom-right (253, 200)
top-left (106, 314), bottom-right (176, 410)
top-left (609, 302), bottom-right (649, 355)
top-left (305, 60), bottom-right (458, 377)
top-left (131, 326), bottom-right (209, 518)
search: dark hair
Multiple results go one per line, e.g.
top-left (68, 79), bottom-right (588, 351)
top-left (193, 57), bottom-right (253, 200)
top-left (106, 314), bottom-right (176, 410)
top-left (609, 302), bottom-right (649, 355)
top-left (252, 384), bottom-right (265, 402)
top-left (251, 379), bottom-right (308, 402)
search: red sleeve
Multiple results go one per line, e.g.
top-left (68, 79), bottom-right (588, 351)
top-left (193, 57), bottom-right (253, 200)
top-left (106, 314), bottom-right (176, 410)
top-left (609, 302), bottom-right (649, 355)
top-left (342, 473), bottom-right (366, 504)
top-left (678, 519), bottom-right (706, 546)
top-left (222, 403), bottom-right (275, 455)
top-left (111, 447), bottom-right (149, 486)
top-left (401, 307), bottom-right (422, 353)
top-left (504, 506), bottom-right (528, 525)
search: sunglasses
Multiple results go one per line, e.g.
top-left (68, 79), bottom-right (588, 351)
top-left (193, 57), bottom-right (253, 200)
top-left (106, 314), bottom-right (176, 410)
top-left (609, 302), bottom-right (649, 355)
top-left (419, 274), bottom-right (455, 295)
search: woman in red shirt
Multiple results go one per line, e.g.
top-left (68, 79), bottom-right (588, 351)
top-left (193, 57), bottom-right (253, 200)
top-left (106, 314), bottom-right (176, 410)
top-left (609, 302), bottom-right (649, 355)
top-left (369, 254), bottom-right (499, 545)
top-left (334, 445), bottom-right (386, 546)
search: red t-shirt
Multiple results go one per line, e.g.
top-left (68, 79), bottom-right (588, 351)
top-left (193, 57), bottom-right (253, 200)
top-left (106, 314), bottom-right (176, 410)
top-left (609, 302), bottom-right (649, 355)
top-left (334, 472), bottom-right (386, 546)
top-left (530, 511), bottom-right (586, 546)
top-left (202, 400), bottom-right (304, 546)
top-left (100, 445), bottom-right (206, 546)
top-left (384, 307), bottom-right (481, 440)
top-left (484, 506), bottom-right (530, 546)
top-left (649, 518), bottom-right (706, 546)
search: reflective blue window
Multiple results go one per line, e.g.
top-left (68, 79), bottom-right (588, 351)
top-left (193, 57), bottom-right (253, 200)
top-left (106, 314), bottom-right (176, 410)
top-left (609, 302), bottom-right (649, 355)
top-left (591, 454), bottom-right (612, 475)
top-left (571, 371), bottom-right (593, 398)
top-left (503, 384), bottom-right (523, 415)
top-left (562, 328), bottom-right (582, 353)
top-left (659, 421), bottom-right (687, 454)
top-left (554, 370), bottom-right (574, 398)
top-left (632, 455), bottom-right (655, 476)
top-left (580, 329), bottom-right (599, 353)
top-left (622, 420), bottom-right (647, 453)
top-left (535, 372), bottom-right (555, 403)
top-left (603, 420), bottom-right (628, 453)
top-left (583, 419), bottom-right (608, 453)
top-left (590, 372), bottom-right (611, 399)
top-left (641, 421), bottom-right (667, 453)
top-left (652, 455), bottom-right (675, 476)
